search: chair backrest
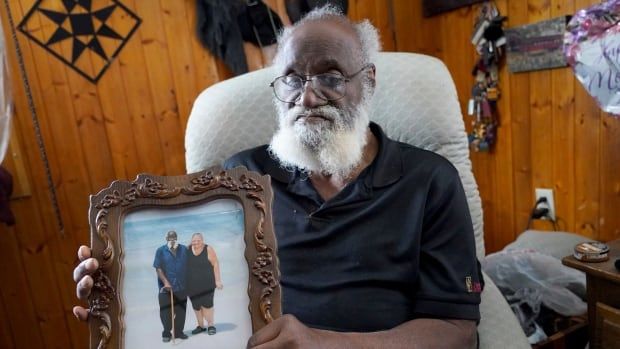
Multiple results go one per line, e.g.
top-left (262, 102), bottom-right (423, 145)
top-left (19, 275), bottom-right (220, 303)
top-left (185, 52), bottom-right (485, 258)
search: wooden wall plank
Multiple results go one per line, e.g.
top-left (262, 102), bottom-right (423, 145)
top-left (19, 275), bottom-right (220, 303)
top-left (95, 55), bottom-right (143, 180)
top-left (41, 30), bottom-right (117, 193)
top-left (19, 2), bottom-right (98, 347)
top-left (349, 0), bottom-right (393, 51)
top-left (528, 1), bottom-right (554, 231)
top-left (158, 0), bottom-right (199, 129)
top-left (0, 226), bottom-right (44, 348)
top-left (64, 68), bottom-right (117, 187)
top-left (506, 0), bottom-right (533, 235)
top-left (373, 0), bottom-right (396, 51)
top-left (0, 296), bottom-right (15, 349)
top-left (3, 120), bottom-right (31, 198)
top-left (10, 199), bottom-right (73, 349)
top-left (102, 0), bottom-right (167, 177)
top-left (599, 113), bottom-right (620, 241)
top-left (93, 2), bottom-right (153, 179)
top-left (350, 1), bottom-right (371, 26)
top-left (8, 2), bottom-right (88, 347)
top-left (20, 0), bottom-right (99, 230)
top-left (4, 4), bottom-right (69, 244)
top-left (489, 0), bottom-right (516, 252)
top-left (391, 0), bottom-right (442, 56)
top-left (1, 8), bottom-right (84, 349)
top-left (134, 0), bottom-right (185, 175)
top-left (551, 0), bottom-right (576, 232)
top-left (573, 1), bottom-right (601, 239)
top-left (186, 0), bottom-right (222, 95)
top-left (2, 59), bottom-right (86, 348)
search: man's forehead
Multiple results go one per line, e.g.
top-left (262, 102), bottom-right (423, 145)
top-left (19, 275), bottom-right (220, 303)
top-left (280, 19), bottom-right (361, 71)
top-left (285, 55), bottom-right (346, 71)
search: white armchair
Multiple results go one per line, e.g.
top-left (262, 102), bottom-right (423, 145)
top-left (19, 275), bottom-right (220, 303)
top-left (185, 52), bottom-right (530, 348)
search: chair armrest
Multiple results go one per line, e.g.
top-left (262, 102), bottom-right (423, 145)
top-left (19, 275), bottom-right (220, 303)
top-left (478, 271), bottom-right (530, 349)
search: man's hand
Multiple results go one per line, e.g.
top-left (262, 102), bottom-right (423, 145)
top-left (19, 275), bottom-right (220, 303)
top-left (72, 245), bottom-right (98, 321)
top-left (247, 316), bottom-right (476, 349)
top-left (247, 314), bottom-right (334, 349)
top-left (160, 281), bottom-right (172, 292)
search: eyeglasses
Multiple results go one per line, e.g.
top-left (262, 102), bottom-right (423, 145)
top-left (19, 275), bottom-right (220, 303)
top-left (269, 64), bottom-right (374, 103)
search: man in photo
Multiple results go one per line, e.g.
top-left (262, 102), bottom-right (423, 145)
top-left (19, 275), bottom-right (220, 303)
top-left (153, 230), bottom-right (189, 342)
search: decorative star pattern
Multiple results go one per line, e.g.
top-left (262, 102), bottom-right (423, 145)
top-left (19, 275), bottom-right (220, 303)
top-left (18, 0), bottom-right (141, 83)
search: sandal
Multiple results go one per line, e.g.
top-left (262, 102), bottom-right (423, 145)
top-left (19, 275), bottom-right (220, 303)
top-left (191, 326), bottom-right (206, 335)
top-left (207, 326), bottom-right (216, 335)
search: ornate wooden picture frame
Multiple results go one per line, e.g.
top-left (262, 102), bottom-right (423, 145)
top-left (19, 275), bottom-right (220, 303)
top-left (87, 166), bottom-right (281, 348)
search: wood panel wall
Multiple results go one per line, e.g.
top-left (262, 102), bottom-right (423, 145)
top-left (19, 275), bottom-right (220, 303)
top-left (0, 0), bottom-right (617, 347)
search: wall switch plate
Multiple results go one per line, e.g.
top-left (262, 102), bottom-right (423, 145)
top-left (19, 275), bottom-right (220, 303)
top-left (535, 188), bottom-right (555, 220)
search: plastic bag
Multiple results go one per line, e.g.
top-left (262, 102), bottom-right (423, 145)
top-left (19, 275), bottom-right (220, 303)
top-left (0, 21), bottom-right (12, 163)
top-left (482, 249), bottom-right (587, 317)
top-left (505, 287), bottom-right (543, 337)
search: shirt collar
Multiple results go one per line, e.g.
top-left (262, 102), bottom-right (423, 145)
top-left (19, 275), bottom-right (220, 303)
top-left (367, 122), bottom-right (403, 188)
top-left (252, 146), bottom-right (296, 183)
top-left (256, 122), bottom-right (403, 188)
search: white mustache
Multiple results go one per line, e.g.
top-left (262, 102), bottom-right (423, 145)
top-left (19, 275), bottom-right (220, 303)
top-left (288, 105), bottom-right (341, 123)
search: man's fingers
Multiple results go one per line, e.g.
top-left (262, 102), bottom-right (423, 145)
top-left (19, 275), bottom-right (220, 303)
top-left (77, 275), bottom-right (94, 300)
top-left (73, 258), bottom-right (98, 283)
top-left (72, 306), bottom-right (90, 321)
top-left (77, 245), bottom-right (91, 261)
top-left (247, 317), bottom-right (284, 348)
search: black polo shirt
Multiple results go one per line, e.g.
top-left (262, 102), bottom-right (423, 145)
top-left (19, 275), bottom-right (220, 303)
top-left (224, 123), bottom-right (482, 332)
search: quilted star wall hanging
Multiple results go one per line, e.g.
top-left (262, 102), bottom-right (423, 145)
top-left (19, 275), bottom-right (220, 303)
top-left (18, 0), bottom-right (141, 83)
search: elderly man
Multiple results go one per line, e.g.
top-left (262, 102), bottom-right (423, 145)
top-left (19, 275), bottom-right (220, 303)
top-left (153, 231), bottom-right (189, 342)
top-left (74, 6), bottom-right (482, 348)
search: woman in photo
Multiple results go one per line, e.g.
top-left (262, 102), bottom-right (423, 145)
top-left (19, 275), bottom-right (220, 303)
top-left (186, 232), bottom-right (223, 335)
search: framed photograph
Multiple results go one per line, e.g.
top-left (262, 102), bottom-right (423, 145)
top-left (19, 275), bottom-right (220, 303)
top-left (86, 166), bottom-right (281, 349)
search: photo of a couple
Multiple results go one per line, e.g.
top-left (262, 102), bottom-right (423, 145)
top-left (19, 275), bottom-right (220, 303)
top-left (154, 230), bottom-right (223, 341)
top-left (121, 199), bottom-right (252, 348)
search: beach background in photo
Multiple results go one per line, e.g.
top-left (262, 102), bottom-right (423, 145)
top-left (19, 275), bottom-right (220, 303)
top-left (121, 199), bottom-right (251, 349)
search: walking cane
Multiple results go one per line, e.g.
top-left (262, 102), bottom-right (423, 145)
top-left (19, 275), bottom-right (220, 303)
top-left (170, 288), bottom-right (176, 344)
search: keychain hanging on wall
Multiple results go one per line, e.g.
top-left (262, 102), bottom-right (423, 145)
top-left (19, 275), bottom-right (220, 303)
top-left (468, 2), bottom-right (506, 152)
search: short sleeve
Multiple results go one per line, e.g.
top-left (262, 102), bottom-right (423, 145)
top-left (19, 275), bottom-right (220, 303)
top-left (153, 247), bottom-right (162, 269)
top-left (413, 164), bottom-right (483, 321)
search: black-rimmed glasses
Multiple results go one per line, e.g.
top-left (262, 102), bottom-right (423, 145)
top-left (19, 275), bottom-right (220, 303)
top-left (269, 64), bottom-right (374, 103)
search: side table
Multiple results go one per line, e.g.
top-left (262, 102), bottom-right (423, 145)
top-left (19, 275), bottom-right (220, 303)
top-left (562, 239), bottom-right (620, 349)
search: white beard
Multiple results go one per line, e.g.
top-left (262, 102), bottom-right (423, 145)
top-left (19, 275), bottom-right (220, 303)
top-left (269, 97), bottom-right (371, 180)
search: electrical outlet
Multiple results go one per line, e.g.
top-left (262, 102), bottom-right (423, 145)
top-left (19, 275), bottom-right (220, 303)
top-left (535, 188), bottom-right (555, 220)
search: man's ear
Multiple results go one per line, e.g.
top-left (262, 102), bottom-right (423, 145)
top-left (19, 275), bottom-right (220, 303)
top-left (367, 64), bottom-right (376, 88)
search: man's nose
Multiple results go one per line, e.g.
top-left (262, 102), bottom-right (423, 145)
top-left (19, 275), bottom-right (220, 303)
top-left (297, 81), bottom-right (326, 108)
